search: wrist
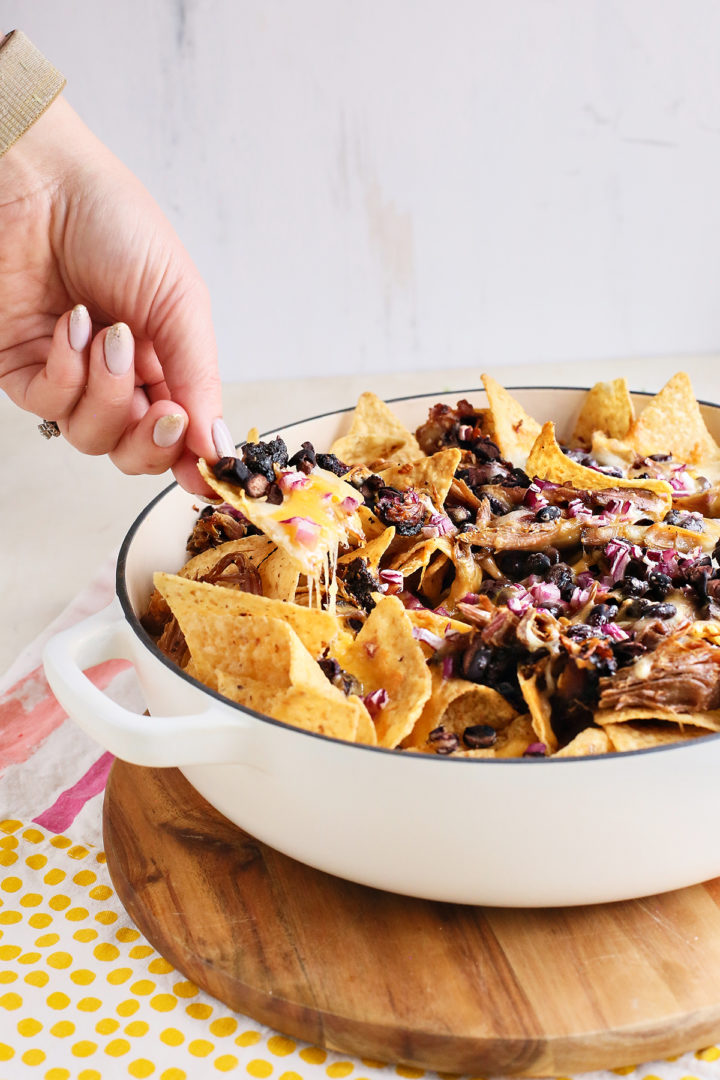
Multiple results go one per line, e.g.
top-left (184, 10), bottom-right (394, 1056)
top-left (0, 30), bottom-right (66, 158)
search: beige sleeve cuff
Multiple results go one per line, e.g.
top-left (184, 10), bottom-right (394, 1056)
top-left (0, 30), bottom-right (66, 157)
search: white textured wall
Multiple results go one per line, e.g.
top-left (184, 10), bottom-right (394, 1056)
top-left (4, 0), bottom-right (720, 381)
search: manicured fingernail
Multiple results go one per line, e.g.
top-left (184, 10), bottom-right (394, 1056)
top-left (212, 418), bottom-right (236, 458)
top-left (153, 414), bottom-right (185, 448)
top-left (68, 305), bottom-right (91, 352)
top-left (104, 322), bottom-right (134, 375)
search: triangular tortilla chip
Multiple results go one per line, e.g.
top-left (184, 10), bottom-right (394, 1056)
top-left (338, 526), bottom-right (395, 571)
top-left (154, 573), bottom-right (348, 660)
top-left (571, 378), bottom-right (635, 446)
top-left (626, 373), bottom-right (720, 464)
top-left (553, 727), bottom-right (614, 757)
top-left (333, 595), bottom-right (431, 748)
top-left (482, 374), bottom-right (542, 468)
top-left (198, 459), bottom-right (363, 578)
top-left (377, 448), bottom-right (462, 508)
top-left (215, 669), bottom-right (369, 743)
top-left (595, 706), bottom-right (720, 733)
top-left (404, 669), bottom-right (516, 750)
top-left (526, 422), bottom-right (673, 514)
top-left (603, 721), bottom-right (707, 752)
top-left (331, 392), bottom-right (422, 466)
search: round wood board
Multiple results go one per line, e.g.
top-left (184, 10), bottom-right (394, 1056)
top-left (103, 761), bottom-right (720, 1077)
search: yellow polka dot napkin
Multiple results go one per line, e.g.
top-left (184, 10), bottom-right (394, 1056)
top-left (2, 558), bottom-right (720, 1080)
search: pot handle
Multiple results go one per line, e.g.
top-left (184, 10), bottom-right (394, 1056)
top-left (42, 602), bottom-right (252, 768)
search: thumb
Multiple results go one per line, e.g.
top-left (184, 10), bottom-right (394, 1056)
top-left (148, 266), bottom-right (231, 490)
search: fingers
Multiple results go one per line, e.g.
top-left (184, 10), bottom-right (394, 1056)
top-left (15, 305), bottom-right (92, 420)
top-left (148, 271), bottom-right (226, 466)
top-left (61, 323), bottom-right (137, 454)
top-left (108, 399), bottom-right (189, 476)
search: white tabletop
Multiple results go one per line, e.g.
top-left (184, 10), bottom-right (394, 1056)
top-left (2, 354), bottom-right (718, 678)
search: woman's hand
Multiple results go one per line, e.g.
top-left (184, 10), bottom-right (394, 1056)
top-left (0, 95), bottom-right (234, 492)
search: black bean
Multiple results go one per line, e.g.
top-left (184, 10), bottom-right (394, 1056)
top-left (428, 727), bottom-right (459, 755)
top-left (644, 602), bottom-right (677, 619)
top-left (508, 467), bottom-right (531, 487)
top-left (535, 505), bottom-right (561, 522)
top-left (487, 496), bottom-right (507, 516)
top-left (565, 624), bottom-right (595, 640)
top-left (526, 552), bottom-right (553, 577)
top-left (244, 473), bottom-right (271, 498)
top-left (462, 645), bottom-right (492, 682)
top-left (648, 453), bottom-right (671, 461)
top-left (622, 597), bottom-right (653, 619)
top-left (621, 576), bottom-right (648, 598)
top-left (663, 510), bottom-right (684, 526)
top-left (634, 518), bottom-right (654, 526)
top-left (462, 724), bottom-right (497, 749)
top-left (646, 571), bottom-right (671, 598)
top-left (587, 603), bottom-right (616, 626)
top-left (316, 452), bottom-right (348, 476)
top-left (212, 456), bottom-right (250, 486)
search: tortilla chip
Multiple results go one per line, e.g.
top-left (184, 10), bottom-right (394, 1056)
top-left (330, 392), bottom-right (423, 466)
top-left (154, 573), bottom-right (348, 660)
top-left (572, 379), bottom-right (635, 446)
top-left (197, 459), bottom-right (363, 578)
top-left (258, 546), bottom-right (300, 601)
top-left (553, 727), bottom-right (614, 757)
top-left (526, 422), bottom-right (674, 514)
top-left (338, 526), bottom-right (395, 571)
top-left (454, 713), bottom-right (537, 758)
top-left (626, 373), bottom-right (720, 464)
top-left (603, 721), bottom-right (707, 752)
top-left (333, 595), bottom-right (431, 748)
top-left (595, 706), bottom-right (720, 734)
top-left (389, 536), bottom-right (454, 578)
top-left (589, 431), bottom-right (637, 471)
top-left (418, 553), bottom-right (452, 604)
top-left (215, 669), bottom-right (369, 743)
top-left (482, 374), bottom-right (542, 468)
top-left (357, 505), bottom-right (387, 540)
top-left (517, 668), bottom-right (558, 754)
top-left (377, 448), bottom-right (462, 507)
top-left (404, 668), bottom-right (516, 750)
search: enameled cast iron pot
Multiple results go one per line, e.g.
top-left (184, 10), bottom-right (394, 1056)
top-left (43, 387), bottom-right (720, 907)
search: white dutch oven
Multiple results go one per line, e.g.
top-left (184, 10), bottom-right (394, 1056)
top-left (43, 387), bottom-right (720, 907)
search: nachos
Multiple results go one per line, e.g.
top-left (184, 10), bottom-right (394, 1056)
top-left (142, 373), bottom-right (720, 758)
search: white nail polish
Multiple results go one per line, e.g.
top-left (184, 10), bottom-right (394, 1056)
top-left (212, 418), bottom-right (236, 458)
top-left (104, 323), bottom-right (134, 376)
top-left (153, 414), bottom-right (185, 448)
top-left (68, 305), bottom-right (91, 352)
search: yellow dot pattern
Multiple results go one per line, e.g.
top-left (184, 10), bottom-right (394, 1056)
top-left (0, 817), bottom-right (715, 1079)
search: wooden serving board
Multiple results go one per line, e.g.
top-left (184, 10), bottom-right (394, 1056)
top-left (103, 761), bottom-right (720, 1077)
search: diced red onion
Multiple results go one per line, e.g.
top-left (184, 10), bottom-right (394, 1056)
top-left (423, 513), bottom-right (457, 538)
top-left (566, 498), bottom-right (592, 518)
top-left (442, 655), bottom-right (454, 680)
top-left (412, 626), bottom-right (445, 650)
top-left (434, 605), bottom-right (451, 617)
top-left (575, 571), bottom-right (596, 589)
top-left (603, 623), bottom-right (629, 641)
top-left (524, 742), bottom-right (547, 757)
top-left (507, 586), bottom-right (532, 615)
top-left (363, 688), bottom-right (388, 717)
top-left (278, 470), bottom-right (311, 493)
top-left (379, 569), bottom-right (404, 595)
top-left (461, 593), bottom-right (480, 604)
top-left (569, 586), bottom-right (591, 610)
top-left (528, 582), bottom-right (562, 605)
top-left (458, 424), bottom-right (474, 440)
top-left (340, 495), bottom-right (360, 512)
top-left (399, 591), bottom-right (426, 610)
top-left (279, 516), bottom-right (321, 547)
top-left (524, 485), bottom-right (549, 511)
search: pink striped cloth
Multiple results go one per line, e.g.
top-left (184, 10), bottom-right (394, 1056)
top-left (0, 553), bottom-right (144, 846)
